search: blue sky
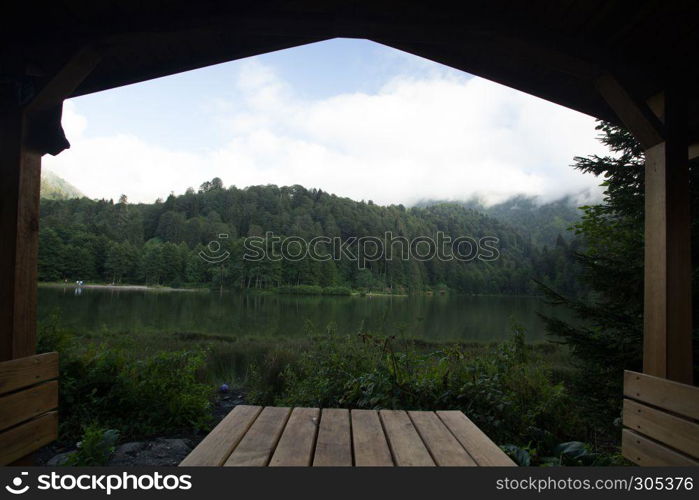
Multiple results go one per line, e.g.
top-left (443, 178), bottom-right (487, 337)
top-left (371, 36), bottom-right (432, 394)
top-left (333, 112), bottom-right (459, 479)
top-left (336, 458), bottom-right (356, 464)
top-left (44, 38), bottom-right (606, 205)
top-left (62, 39), bottom-right (458, 152)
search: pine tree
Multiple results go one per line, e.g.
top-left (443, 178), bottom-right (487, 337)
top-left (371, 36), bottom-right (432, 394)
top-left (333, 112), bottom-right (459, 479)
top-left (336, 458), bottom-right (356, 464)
top-left (539, 121), bottom-right (699, 435)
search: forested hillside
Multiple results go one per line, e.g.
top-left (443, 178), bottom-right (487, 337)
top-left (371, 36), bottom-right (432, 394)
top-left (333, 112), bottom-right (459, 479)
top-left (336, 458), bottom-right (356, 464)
top-left (419, 195), bottom-right (582, 249)
top-left (40, 170), bottom-right (84, 200)
top-left (464, 196), bottom-right (582, 248)
top-left (38, 180), bottom-right (582, 295)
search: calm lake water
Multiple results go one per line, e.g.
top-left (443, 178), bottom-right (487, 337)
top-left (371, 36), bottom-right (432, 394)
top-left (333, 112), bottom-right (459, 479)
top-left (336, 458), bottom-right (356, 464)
top-left (38, 286), bottom-right (572, 343)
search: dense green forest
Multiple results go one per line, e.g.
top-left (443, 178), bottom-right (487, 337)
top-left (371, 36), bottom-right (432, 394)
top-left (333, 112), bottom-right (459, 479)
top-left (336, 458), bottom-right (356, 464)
top-left (417, 195), bottom-right (582, 249)
top-left (38, 180), bottom-right (584, 295)
top-left (463, 196), bottom-right (582, 248)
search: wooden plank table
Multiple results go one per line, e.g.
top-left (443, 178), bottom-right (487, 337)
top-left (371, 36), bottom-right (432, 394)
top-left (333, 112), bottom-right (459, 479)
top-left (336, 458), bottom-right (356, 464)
top-left (181, 406), bottom-right (515, 466)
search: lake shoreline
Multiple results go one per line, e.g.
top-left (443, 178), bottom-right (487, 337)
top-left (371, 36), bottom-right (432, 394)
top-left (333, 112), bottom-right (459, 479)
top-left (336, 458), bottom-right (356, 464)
top-left (38, 282), bottom-right (206, 292)
top-left (38, 281), bottom-right (549, 299)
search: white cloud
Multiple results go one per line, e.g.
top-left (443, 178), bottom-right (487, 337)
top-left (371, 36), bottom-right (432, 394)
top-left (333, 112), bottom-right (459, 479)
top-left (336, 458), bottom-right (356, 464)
top-left (45, 55), bottom-right (607, 206)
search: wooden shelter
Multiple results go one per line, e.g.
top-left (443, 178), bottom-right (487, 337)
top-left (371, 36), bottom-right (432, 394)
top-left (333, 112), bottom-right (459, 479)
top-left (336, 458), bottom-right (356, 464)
top-left (1, 1), bottom-right (698, 465)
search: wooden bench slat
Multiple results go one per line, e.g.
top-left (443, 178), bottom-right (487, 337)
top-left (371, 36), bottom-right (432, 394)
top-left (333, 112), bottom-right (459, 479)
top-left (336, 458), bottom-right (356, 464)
top-left (0, 411), bottom-right (58, 466)
top-left (0, 352), bottom-right (58, 396)
top-left (313, 408), bottom-right (352, 466)
top-left (269, 407), bottom-right (319, 466)
top-left (351, 409), bottom-right (393, 466)
top-left (622, 429), bottom-right (699, 466)
top-left (180, 405), bottom-right (262, 466)
top-left (225, 406), bottom-right (291, 466)
top-left (624, 370), bottom-right (699, 420)
top-left (408, 411), bottom-right (476, 466)
top-left (623, 399), bottom-right (699, 459)
top-left (179, 406), bottom-right (514, 467)
top-left (436, 411), bottom-right (515, 466)
top-left (379, 410), bottom-right (434, 466)
top-left (0, 380), bottom-right (58, 432)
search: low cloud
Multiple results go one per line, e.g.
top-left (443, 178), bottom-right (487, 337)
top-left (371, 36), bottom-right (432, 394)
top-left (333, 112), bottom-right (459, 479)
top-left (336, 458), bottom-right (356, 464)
top-left (45, 55), bottom-right (607, 206)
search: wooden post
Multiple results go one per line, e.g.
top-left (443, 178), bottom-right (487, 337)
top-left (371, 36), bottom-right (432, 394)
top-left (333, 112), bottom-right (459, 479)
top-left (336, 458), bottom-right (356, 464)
top-left (597, 75), bottom-right (694, 384)
top-left (643, 86), bottom-right (693, 384)
top-left (0, 47), bottom-right (100, 362)
top-left (0, 108), bottom-right (42, 362)
top-left (1, 49), bottom-right (99, 466)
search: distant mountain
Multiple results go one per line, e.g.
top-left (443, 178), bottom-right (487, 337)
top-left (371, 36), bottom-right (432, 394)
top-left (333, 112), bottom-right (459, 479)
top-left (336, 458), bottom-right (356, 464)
top-left (41, 170), bottom-right (84, 200)
top-left (418, 196), bottom-right (582, 249)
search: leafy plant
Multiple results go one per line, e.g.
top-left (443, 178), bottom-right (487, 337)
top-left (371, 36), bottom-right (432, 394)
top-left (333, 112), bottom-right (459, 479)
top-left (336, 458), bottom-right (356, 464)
top-left (66, 426), bottom-right (120, 466)
top-left (501, 440), bottom-right (626, 466)
top-left (38, 320), bottom-right (213, 442)
top-left (247, 324), bottom-right (586, 451)
top-left (501, 444), bottom-right (532, 466)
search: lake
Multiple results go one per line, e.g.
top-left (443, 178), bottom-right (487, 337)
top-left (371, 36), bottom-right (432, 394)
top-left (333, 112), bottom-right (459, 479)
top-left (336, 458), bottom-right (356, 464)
top-left (38, 286), bottom-right (573, 343)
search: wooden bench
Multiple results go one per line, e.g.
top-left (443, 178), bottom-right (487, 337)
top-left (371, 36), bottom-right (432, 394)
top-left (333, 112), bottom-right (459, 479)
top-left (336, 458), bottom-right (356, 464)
top-left (181, 406), bottom-right (515, 466)
top-left (622, 370), bottom-right (699, 466)
top-left (0, 352), bottom-right (59, 465)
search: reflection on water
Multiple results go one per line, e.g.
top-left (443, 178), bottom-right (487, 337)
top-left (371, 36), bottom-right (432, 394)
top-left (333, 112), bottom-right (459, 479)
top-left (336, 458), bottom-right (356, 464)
top-left (38, 287), bottom-right (572, 343)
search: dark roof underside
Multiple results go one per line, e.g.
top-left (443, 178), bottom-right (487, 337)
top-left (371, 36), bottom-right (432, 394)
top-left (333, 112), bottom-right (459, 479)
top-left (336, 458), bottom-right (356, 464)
top-left (3, 1), bottom-right (699, 138)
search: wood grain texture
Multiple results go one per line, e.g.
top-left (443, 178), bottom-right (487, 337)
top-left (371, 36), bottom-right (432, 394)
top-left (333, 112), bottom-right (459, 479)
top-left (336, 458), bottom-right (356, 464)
top-left (624, 371), bottom-right (699, 420)
top-left (642, 88), bottom-right (693, 384)
top-left (0, 411), bottom-right (58, 465)
top-left (595, 74), bottom-right (664, 149)
top-left (351, 409), bottom-right (393, 466)
top-left (0, 380), bottom-right (58, 432)
top-left (623, 399), bottom-right (699, 459)
top-left (179, 407), bottom-right (516, 466)
top-left (224, 406), bottom-right (291, 466)
top-left (313, 408), bottom-right (352, 466)
top-left (180, 405), bottom-right (262, 466)
top-left (436, 411), bottom-right (515, 466)
top-left (379, 410), bottom-right (434, 466)
top-left (622, 429), bottom-right (699, 466)
top-left (643, 142), bottom-right (668, 378)
top-left (0, 108), bottom-right (24, 362)
top-left (408, 411), bottom-right (476, 466)
top-left (662, 86), bottom-right (692, 383)
top-left (269, 407), bottom-right (319, 466)
top-left (0, 352), bottom-right (58, 395)
top-left (25, 46), bottom-right (101, 114)
top-left (0, 108), bottom-right (41, 361)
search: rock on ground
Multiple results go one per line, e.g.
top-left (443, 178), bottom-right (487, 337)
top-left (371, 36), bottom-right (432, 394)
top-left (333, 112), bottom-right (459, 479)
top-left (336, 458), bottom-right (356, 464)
top-left (108, 438), bottom-right (192, 466)
top-left (46, 451), bottom-right (75, 466)
top-left (42, 390), bottom-right (245, 466)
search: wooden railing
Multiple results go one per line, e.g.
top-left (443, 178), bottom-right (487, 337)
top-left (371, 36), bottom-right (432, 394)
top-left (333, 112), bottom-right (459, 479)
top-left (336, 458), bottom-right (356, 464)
top-left (622, 370), bottom-right (699, 466)
top-left (0, 352), bottom-right (59, 465)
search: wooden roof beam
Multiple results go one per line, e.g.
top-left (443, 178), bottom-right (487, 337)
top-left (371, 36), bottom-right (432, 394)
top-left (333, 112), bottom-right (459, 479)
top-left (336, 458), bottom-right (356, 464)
top-left (595, 73), bottom-right (665, 149)
top-left (24, 45), bottom-right (101, 115)
top-left (22, 45), bottom-right (101, 156)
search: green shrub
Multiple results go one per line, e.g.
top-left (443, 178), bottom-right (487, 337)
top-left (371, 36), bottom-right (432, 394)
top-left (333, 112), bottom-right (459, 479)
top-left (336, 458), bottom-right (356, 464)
top-left (66, 426), bottom-right (120, 466)
top-left (36, 309), bottom-right (72, 353)
top-left (501, 441), bottom-right (628, 466)
top-left (246, 327), bottom-right (585, 450)
top-left (38, 322), bottom-right (213, 442)
top-left (322, 286), bottom-right (352, 296)
top-left (246, 348), bottom-right (300, 405)
top-left (59, 348), bottom-right (212, 440)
